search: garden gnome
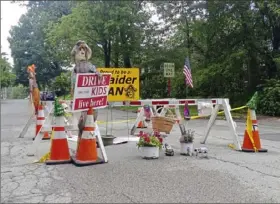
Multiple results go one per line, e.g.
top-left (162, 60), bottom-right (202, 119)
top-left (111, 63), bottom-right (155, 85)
top-left (27, 64), bottom-right (40, 115)
top-left (70, 40), bottom-right (102, 139)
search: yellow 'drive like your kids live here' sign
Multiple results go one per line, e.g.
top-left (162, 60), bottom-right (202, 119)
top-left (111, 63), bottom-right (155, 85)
top-left (97, 68), bottom-right (140, 102)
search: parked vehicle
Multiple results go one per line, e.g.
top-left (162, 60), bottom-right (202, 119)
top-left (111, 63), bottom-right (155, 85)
top-left (40, 91), bottom-right (55, 101)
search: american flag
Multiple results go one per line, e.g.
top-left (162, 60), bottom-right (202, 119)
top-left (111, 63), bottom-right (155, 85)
top-left (183, 57), bottom-right (193, 88)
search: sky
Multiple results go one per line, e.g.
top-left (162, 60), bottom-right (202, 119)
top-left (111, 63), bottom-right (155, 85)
top-left (1, 1), bottom-right (27, 65)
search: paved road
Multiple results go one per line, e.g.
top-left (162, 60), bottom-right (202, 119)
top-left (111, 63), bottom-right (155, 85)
top-left (1, 100), bottom-right (280, 203)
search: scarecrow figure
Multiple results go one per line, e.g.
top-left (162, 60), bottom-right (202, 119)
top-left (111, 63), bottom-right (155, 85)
top-left (27, 64), bottom-right (40, 115)
top-left (70, 40), bottom-right (102, 139)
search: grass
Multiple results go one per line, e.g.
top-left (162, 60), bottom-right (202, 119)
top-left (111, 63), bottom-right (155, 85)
top-left (118, 106), bottom-right (140, 112)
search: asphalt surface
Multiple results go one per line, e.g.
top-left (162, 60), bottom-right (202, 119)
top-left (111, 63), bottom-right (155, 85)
top-left (1, 99), bottom-right (280, 203)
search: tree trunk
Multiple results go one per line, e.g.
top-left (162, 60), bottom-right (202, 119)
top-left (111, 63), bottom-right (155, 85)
top-left (103, 40), bottom-right (111, 68)
top-left (123, 55), bottom-right (131, 68)
top-left (114, 51), bottom-right (119, 68)
top-left (120, 29), bottom-right (131, 68)
top-left (247, 50), bottom-right (259, 95)
top-left (267, 26), bottom-right (280, 78)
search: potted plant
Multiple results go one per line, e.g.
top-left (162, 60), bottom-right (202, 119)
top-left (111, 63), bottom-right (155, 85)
top-left (179, 129), bottom-right (195, 156)
top-left (137, 132), bottom-right (163, 159)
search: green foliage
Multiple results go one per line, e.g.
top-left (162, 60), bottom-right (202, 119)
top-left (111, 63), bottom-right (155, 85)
top-left (46, 1), bottom-right (152, 68)
top-left (51, 71), bottom-right (71, 98)
top-left (179, 129), bottom-right (195, 143)
top-left (0, 55), bottom-right (16, 88)
top-left (141, 72), bottom-right (167, 99)
top-left (246, 92), bottom-right (259, 110)
top-left (137, 134), bottom-right (163, 149)
top-left (10, 85), bottom-right (28, 99)
top-left (7, 0), bottom-right (280, 116)
top-left (258, 80), bottom-right (280, 116)
top-left (53, 98), bottom-right (65, 117)
top-left (8, 1), bottom-right (74, 87)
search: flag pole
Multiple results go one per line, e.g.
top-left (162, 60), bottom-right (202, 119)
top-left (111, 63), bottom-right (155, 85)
top-left (182, 2), bottom-right (191, 98)
top-left (186, 86), bottom-right (188, 98)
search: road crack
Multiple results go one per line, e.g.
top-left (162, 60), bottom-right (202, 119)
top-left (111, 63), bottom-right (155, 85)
top-left (209, 156), bottom-right (280, 179)
top-left (121, 192), bottom-right (138, 203)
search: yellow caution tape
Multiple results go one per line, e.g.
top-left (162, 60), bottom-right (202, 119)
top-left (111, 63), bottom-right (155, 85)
top-left (35, 152), bottom-right (50, 163)
top-left (228, 143), bottom-right (236, 150)
top-left (190, 105), bottom-right (248, 120)
top-left (246, 109), bottom-right (258, 152)
top-left (34, 130), bottom-right (54, 163)
top-left (97, 119), bottom-right (134, 124)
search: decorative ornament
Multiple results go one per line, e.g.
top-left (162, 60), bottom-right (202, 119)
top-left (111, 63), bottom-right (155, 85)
top-left (54, 98), bottom-right (65, 117)
top-left (246, 91), bottom-right (258, 110)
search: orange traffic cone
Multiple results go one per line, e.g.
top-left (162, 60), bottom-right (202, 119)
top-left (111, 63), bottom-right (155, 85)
top-left (46, 115), bottom-right (71, 164)
top-left (33, 104), bottom-right (45, 140)
top-left (137, 107), bottom-right (147, 128)
top-left (242, 109), bottom-right (267, 152)
top-left (42, 131), bottom-right (51, 140)
top-left (72, 107), bottom-right (103, 166)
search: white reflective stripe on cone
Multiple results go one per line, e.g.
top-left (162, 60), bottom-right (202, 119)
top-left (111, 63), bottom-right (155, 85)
top-left (85, 114), bottom-right (94, 127)
top-left (37, 120), bottom-right (45, 125)
top-left (53, 128), bottom-right (67, 139)
top-left (55, 116), bottom-right (65, 126)
top-left (250, 109), bottom-right (257, 120)
top-left (81, 130), bottom-right (95, 139)
top-left (38, 110), bottom-right (44, 118)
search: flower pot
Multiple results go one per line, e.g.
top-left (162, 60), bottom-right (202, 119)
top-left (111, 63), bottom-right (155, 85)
top-left (101, 135), bottom-right (116, 146)
top-left (139, 146), bottom-right (159, 159)
top-left (180, 142), bottom-right (194, 156)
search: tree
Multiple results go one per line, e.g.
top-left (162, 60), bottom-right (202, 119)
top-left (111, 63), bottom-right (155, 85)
top-left (0, 53), bottom-right (16, 88)
top-left (46, 1), bottom-right (152, 68)
top-left (50, 71), bottom-right (71, 99)
top-left (8, 1), bottom-right (74, 88)
top-left (8, 0), bottom-right (280, 115)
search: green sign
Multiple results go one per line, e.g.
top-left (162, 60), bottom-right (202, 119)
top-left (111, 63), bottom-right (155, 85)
top-left (163, 63), bottom-right (175, 78)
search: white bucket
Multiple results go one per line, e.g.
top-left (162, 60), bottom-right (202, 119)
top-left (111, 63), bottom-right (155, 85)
top-left (139, 146), bottom-right (159, 159)
top-left (180, 142), bottom-right (194, 156)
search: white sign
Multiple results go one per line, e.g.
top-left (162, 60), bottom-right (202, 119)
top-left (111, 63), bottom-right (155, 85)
top-left (72, 73), bottom-right (112, 111)
top-left (163, 63), bottom-right (175, 78)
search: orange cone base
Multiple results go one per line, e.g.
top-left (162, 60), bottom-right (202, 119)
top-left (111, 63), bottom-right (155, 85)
top-left (42, 132), bottom-right (51, 140)
top-left (71, 156), bottom-right (105, 167)
top-left (46, 139), bottom-right (71, 165)
top-left (241, 130), bottom-right (268, 153)
top-left (241, 148), bottom-right (268, 153)
top-left (71, 139), bottom-right (103, 166)
top-left (46, 159), bottom-right (72, 165)
top-left (137, 121), bottom-right (147, 128)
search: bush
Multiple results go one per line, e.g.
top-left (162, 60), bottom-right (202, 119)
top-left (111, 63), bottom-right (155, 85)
top-left (258, 79), bottom-right (280, 116)
top-left (50, 71), bottom-right (71, 98)
top-left (10, 85), bottom-right (29, 99)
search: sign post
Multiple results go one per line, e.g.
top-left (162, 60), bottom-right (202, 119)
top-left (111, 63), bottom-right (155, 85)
top-left (72, 73), bottom-right (112, 111)
top-left (163, 63), bottom-right (175, 97)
